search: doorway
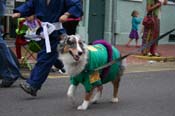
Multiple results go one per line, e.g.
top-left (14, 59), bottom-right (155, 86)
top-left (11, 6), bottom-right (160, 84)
top-left (88, 0), bottom-right (105, 43)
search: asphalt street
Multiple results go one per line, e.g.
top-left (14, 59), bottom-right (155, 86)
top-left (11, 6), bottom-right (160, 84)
top-left (0, 70), bottom-right (175, 116)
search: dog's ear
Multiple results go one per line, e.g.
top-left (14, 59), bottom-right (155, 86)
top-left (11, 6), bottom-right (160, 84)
top-left (58, 37), bottom-right (67, 53)
top-left (57, 41), bottom-right (64, 53)
top-left (75, 34), bottom-right (81, 39)
top-left (58, 35), bottom-right (71, 53)
top-left (66, 36), bottom-right (72, 44)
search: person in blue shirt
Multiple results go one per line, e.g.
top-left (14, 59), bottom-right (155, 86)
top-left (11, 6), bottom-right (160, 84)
top-left (126, 10), bottom-right (142, 47)
top-left (0, 0), bottom-right (22, 87)
top-left (12, 0), bottom-right (83, 96)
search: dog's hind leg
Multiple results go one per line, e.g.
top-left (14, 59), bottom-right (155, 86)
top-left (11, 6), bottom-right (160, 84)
top-left (111, 77), bottom-right (121, 103)
top-left (91, 86), bottom-right (103, 104)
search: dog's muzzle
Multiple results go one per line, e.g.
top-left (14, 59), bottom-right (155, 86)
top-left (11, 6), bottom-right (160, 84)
top-left (69, 50), bottom-right (83, 62)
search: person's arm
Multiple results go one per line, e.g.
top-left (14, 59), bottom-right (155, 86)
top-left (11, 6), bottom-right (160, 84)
top-left (59, 0), bottom-right (83, 23)
top-left (163, 0), bottom-right (168, 5)
top-left (59, 12), bottom-right (71, 23)
top-left (65, 0), bottom-right (83, 18)
top-left (146, 0), bottom-right (161, 13)
top-left (12, 0), bottom-right (34, 18)
top-left (140, 25), bottom-right (144, 35)
top-left (135, 17), bottom-right (142, 24)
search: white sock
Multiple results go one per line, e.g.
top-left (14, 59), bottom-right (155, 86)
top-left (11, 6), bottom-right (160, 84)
top-left (67, 85), bottom-right (76, 97)
top-left (77, 100), bottom-right (90, 110)
top-left (91, 91), bottom-right (101, 103)
top-left (111, 97), bottom-right (119, 103)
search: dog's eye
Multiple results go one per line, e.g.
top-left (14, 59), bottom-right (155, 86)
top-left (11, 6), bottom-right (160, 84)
top-left (79, 41), bottom-right (84, 47)
top-left (67, 41), bottom-right (76, 48)
top-left (71, 43), bottom-right (76, 48)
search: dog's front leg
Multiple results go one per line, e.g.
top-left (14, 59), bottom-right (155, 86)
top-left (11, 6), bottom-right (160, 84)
top-left (67, 84), bottom-right (77, 98)
top-left (77, 92), bottom-right (93, 110)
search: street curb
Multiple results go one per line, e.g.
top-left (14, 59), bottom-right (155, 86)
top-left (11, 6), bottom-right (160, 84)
top-left (131, 55), bottom-right (175, 62)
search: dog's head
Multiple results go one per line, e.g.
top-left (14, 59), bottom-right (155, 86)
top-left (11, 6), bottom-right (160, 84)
top-left (59, 35), bottom-right (86, 62)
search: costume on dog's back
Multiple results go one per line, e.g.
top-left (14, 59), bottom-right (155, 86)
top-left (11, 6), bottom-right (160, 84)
top-left (70, 41), bottom-right (121, 92)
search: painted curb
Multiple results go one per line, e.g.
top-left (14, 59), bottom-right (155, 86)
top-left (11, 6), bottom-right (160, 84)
top-left (131, 55), bottom-right (175, 62)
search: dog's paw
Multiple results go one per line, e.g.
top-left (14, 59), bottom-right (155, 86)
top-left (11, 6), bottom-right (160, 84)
top-left (77, 100), bottom-right (89, 110)
top-left (111, 97), bottom-right (119, 103)
top-left (77, 105), bottom-right (87, 110)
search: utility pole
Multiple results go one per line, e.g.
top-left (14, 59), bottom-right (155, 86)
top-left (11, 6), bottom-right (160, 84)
top-left (4, 0), bottom-right (15, 34)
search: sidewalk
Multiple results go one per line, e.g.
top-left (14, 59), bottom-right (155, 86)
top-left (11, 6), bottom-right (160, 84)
top-left (6, 39), bottom-right (175, 64)
top-left (116, 44), bottom-right (175, 65)
top-left (116, 44), bottom-right (175, 73)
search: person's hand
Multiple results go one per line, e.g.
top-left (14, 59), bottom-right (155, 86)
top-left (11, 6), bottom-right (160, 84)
top-left (156, 2), bottom-right (162, 7)
top-left (59, 12), bottom-right (70, 23)
top-left (11, 13), bottom-right (21, 18)
top-left (159, 0), bottom-right (167, 5)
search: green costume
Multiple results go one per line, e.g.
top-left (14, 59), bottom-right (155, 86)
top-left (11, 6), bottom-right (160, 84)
top-left (70, 44), bottom-right (121, 92)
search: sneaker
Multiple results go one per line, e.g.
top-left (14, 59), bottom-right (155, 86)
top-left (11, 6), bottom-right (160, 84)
top-left (20, 82), bottom-right (38, 96)
top-left (147, 52), bottom-right (152, 57)
top-left (58, 68), bottom-right (66, 74)
top-left (0, 78), bottom-right (17, 88)
top-left (60, 68), bottom-right (66, 73)
top-left (153, 52), bottom-right (160, 57)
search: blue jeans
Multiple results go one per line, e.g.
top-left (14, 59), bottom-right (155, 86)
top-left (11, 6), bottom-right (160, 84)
top-left (0, 33), bottom-right (21, 80)
top-left (26, 36), bottom-right (61, 89)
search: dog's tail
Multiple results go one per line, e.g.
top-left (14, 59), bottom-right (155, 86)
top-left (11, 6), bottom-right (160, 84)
top-left (118, 56), bottom-right (126, 77)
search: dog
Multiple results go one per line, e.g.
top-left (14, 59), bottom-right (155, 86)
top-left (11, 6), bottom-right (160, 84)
top-left (58, 35), bottom-right (124, 110)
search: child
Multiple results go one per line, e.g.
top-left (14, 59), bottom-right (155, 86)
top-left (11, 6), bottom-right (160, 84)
top-left (23, 15), bottom-right (41, 40)
top-left (126, 10), bottom-right (142, 47)
top-left (16, 15), bottom-right (65, 73)
top-left (15, 15), bottom-right (41, 59)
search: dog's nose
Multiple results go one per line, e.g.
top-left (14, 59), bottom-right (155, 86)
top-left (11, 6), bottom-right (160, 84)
top-left (78, 51), bottom-right (83, 56)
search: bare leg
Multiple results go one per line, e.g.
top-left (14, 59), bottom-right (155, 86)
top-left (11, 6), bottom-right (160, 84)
top-left (126, 38), bottom-right (132, 47)
top-left (135, 39), bottom-right (139, 47)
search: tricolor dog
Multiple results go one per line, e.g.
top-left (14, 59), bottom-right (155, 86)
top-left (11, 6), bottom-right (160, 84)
top-left (58, 35), bottom-right (124, 110)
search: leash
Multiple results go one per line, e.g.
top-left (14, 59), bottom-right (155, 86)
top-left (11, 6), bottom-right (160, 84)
top-left (94, 28), bottom-right (175, 71)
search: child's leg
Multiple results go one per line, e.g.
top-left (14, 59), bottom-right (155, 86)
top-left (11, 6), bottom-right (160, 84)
top-left (135, 39), bottom-right (139, 47)
top-left (135, 31), bottom-right (139, 47)
top-left (126, 38), bottom-right (132, 47)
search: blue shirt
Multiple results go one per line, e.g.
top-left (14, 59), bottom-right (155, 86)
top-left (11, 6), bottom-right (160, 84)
top-left (13, 0), bottom-right (83, 36)
top-left (131, 17), bottom-right (142, 31)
